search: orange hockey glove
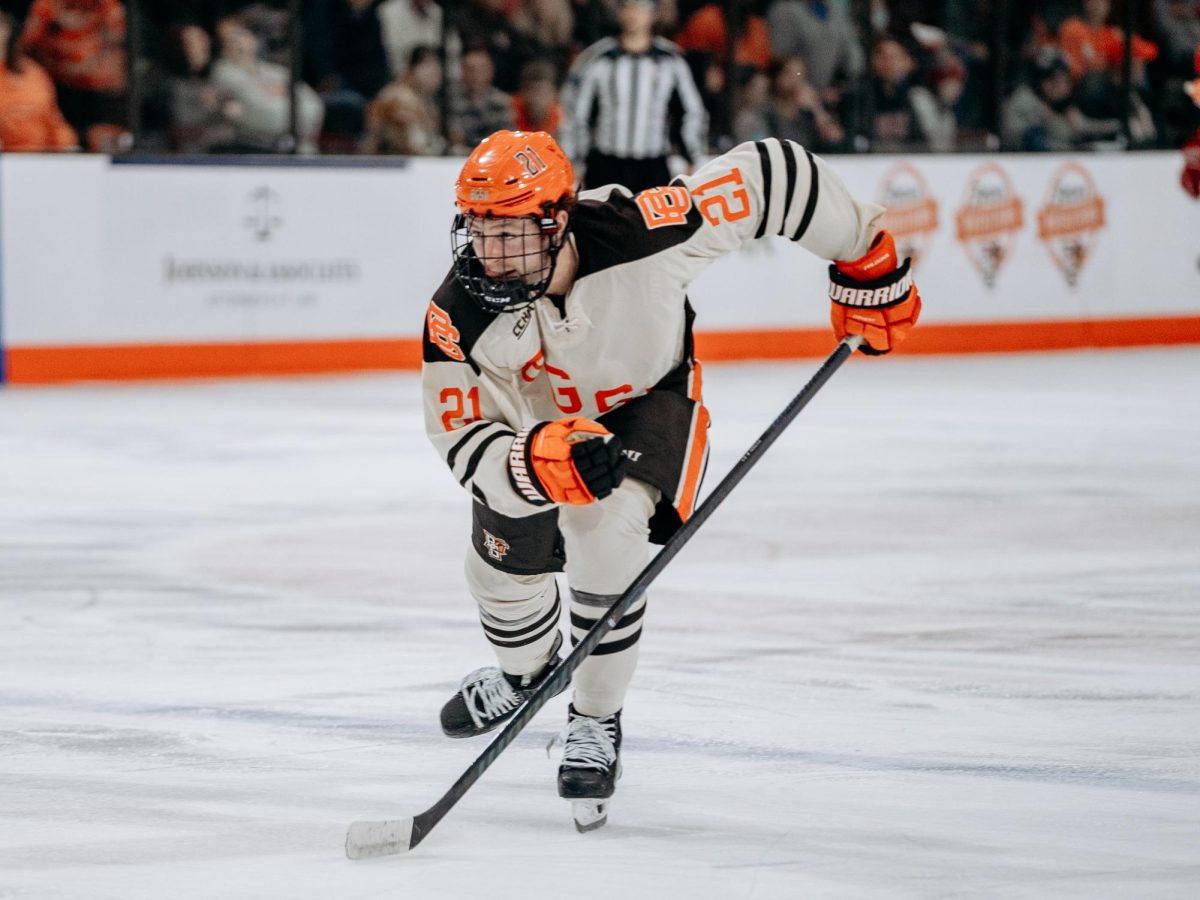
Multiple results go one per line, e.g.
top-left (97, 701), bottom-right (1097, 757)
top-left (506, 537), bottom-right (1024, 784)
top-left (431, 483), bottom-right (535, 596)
top-left (829, 230), bottom-right (922, 355)
top-left (509, 417), bottom-right (628, 506)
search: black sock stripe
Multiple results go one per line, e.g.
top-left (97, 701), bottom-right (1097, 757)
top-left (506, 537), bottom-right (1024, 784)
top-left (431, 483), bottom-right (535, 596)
top-left (459, 430), bottom-right (515, 487)
top-left (484, 615), bottom-right (560, 649)
top-left (446, 421), bottom-right (496, 472)
top-left (753, 140), bottom-right (772, 240)
top-left (569, 602), bottom-right (645, 633)
top-left (571, 628), bottom-right (642, 656)
top-left (778, 140), bottom-right (798, 237)
top-left (480, 592), bottom-right (560, 640)
top-left (790, 149), bottom-right (820, 242)
top-left (570, 588), bottom-right (618, 608)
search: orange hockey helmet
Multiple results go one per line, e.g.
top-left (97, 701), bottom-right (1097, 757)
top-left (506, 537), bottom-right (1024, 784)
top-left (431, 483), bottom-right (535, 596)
top-left (455, 130), bottom-right (574, 218)
top-left (452, 130), bottom-right (576, 312)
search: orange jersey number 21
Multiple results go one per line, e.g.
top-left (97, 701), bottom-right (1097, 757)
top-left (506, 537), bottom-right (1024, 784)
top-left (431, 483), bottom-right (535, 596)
top-left (693, 168), bottom-right (751, 226)
top-left (441, 386), bottom-right (482, 431)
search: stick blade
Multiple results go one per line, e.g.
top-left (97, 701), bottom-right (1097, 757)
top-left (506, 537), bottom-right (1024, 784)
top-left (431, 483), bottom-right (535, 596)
top-left (345, 818), bottom-right (415, 860)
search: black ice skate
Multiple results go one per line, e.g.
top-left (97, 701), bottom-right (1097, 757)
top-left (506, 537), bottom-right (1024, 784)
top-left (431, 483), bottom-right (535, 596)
top-left (557, 705), bottom-right (622, 833)
top-left (439, 632), bottom-right (567, 738)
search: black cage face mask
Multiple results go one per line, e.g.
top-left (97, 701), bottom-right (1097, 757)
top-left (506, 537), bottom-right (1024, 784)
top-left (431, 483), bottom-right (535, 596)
top-left (450, 212), bottom-right (564, 313)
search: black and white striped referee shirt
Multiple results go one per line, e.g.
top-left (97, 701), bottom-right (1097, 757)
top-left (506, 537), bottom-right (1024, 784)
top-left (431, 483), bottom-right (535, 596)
top-left (559, 36), bottom-right (708, 165)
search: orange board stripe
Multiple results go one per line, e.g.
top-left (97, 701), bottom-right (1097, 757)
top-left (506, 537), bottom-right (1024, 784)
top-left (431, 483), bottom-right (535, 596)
top-left (3, 315), bottom-right (1199, 385)
top-left (4, 338), bottom-right (424, 384)
top-left (694, 315), bottom-right (1200, 361)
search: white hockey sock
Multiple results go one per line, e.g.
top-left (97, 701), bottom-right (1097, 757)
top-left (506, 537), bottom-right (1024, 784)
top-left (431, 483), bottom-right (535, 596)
top-left (465, 551), bottom-right (561, 677)
top-left (569, 588), bottom-right (645, 718)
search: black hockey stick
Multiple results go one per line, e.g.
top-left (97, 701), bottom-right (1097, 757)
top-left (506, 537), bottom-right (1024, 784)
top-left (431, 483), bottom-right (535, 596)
top-left (345, 334), bottom-right (864, 859)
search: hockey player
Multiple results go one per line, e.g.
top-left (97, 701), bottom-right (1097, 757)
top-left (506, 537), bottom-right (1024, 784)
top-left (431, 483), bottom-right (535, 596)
top-left (422, 129), bottom-right (920, 830)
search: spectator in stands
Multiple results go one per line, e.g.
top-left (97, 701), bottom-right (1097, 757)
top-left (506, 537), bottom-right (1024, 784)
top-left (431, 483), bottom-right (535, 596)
top-left (1183, 48), bottom-right (1200, 196)
top-left (363, 43), bottom-right (443, 154)
top-left (212, 16), bottom-right (324, 152)
top-left (452, 0), bottom-right (529, 93)
top-left (1058, 0), bottom-right (1159, 117)
top-left (512, 59), bottom-right (562, 136)
top-left (224, 1), bottom-right (292, 62)
top-left (868, 35), bottom-right (951, 152)
top-left (1001, 47), bottom-right (1119, 151)
top-left (0, 8), bottom-right (77, 150)
top-left (731, 66), bottom-right (770, 142)
top-left (923, 45), bottom-right (967, 151)
top-left (21, 0), bottom-right (127, 147)
top-left (161, 23), bottom-right (238, 153)
top-left (1155, 0), bottom-right (1200, 75)
top-left (676, 0), bottom-right (772, 73)
top-left (447, 45), bottom-right (515, 153)
top-left (305, 0), bottom-right (391, 149)
top-left (378, 0), bottom-right (444, 78)
top-left (1188, 44), bottom-right (1200, 109)
top-left (560, 0), bottom-right (707, 192)
top-left (511, 0), bottom-right (575, 79)
top-left (905, 18), bottom-right (991, 134)
top-left (306, 0), bottom-right (390, 99)
top-left (757, 55), bottom-right (844, 150)
top-left (765, 0), bottom-right (864, 106)
top-left (571, 0), bottom-right (620, 50)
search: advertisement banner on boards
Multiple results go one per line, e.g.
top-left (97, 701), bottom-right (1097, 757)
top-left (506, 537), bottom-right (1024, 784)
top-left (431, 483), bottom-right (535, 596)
top-left (2, 151), bottom-right (1198, 347)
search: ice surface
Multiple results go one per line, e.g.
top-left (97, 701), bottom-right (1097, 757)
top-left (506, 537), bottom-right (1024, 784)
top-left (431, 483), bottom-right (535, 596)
top-left (1, 348), bottom-right (1198, 899)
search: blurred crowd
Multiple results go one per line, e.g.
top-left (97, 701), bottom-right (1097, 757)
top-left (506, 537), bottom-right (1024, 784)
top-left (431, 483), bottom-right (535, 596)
top-left (0, 0), bottom-right (1198, 156)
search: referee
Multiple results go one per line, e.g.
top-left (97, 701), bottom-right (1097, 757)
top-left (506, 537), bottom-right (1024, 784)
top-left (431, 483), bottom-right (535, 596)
top-left (560, 0), bottom-right (708, 193)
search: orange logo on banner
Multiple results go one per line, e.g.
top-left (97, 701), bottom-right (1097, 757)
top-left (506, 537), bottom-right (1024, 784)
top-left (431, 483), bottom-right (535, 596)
top-left (955, 162), bottom-right (1025, 289)
top-left (427, 300), bottom-right (465, 361)
top-left (1036, 162), bottom-right (1106, 288)
top-left (878, 162), bottom-right (940, 271)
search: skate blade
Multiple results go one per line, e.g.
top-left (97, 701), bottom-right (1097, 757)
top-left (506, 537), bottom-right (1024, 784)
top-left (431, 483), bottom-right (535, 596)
top-left (571, 799), bottom-right (609, 833)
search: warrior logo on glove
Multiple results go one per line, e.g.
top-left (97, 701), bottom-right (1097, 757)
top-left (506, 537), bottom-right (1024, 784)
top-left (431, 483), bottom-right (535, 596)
top-left (829, 230), bottom-right (922, 354)
top-left (509, 417), bottom-right (629, 506)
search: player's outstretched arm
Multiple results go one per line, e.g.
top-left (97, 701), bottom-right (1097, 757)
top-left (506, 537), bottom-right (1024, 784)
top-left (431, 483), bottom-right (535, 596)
top-left (669, 138), bottom-right (886, 279)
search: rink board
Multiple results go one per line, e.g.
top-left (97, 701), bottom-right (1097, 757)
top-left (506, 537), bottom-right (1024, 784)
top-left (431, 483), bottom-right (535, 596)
top-left (1, 151), bottom-right (1198, 384)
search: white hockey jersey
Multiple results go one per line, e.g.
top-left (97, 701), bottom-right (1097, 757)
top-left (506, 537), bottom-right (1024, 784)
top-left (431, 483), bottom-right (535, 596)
top-left (422, 138), bottom-right (884, 534)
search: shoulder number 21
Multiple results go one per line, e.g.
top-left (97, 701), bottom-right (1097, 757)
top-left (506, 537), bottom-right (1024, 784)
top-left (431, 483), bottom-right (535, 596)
top-left (440, 386), bottom-right (481, 431)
